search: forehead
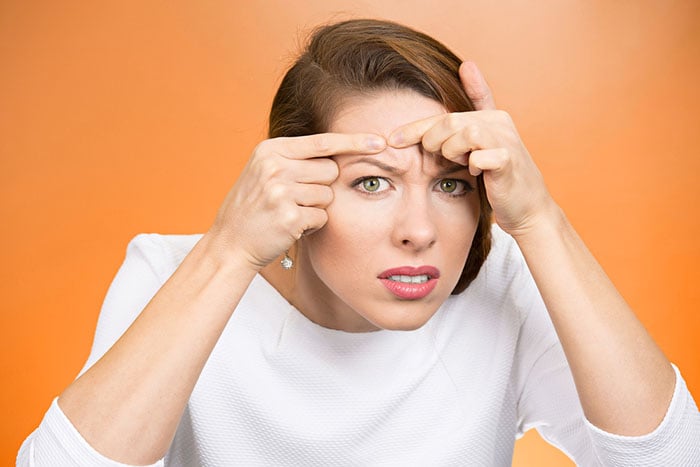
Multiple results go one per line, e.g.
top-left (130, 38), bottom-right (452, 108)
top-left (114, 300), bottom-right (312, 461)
top-left (328, 89), bottom-right (446, 137)
top-left (329, 89), bottom-right (465, 174)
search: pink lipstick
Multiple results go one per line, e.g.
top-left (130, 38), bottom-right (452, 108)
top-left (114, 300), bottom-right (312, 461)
top-left (378, 266), bottom-right (440, 300)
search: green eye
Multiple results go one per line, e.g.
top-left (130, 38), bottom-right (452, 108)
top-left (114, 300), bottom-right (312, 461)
top-left (362, 177), bottom-right (381, 192)
top-left (440, 179), bottom-right (459, 193)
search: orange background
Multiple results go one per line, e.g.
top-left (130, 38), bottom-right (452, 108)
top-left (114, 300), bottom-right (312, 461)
top-left (2, 1), bottom-right (699, 465)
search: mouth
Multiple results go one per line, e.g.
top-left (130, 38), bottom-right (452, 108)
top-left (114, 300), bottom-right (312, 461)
top-left (386, 274), bottom-right (431, 284)
top-left (378, 266), bottom-right (440, 300)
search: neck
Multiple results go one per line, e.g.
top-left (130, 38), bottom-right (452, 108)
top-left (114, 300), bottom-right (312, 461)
top-left (260, 248), bottom-right (379, 333)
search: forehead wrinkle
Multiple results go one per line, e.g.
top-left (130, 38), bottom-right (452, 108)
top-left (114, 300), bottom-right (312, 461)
top-left (342, 157), bottom-right (407, 175)
top-left (419, 148), bottom-right (470, 178)
top-left (339, 146), bottom-right (468, 180)
top-left (337, 144), bottom-right (417, 174)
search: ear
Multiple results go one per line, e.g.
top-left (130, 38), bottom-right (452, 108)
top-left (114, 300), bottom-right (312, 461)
top-left (459, 61), bottom-right (497, 111)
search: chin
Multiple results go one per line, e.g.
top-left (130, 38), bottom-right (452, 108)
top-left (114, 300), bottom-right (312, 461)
top-left (379, 320), bottom-right (429, 331)
top-left (366, 304), bottom-right (439, 331)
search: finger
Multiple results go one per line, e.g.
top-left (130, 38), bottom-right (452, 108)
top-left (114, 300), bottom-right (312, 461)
top-left (293, 184), bottom-right (334, 208)
top-left (268, 133), bottom-right (386, 160)
top-left (438, 130), bottom-right (482, 165)
top-left (387, 114), bottom-right (445, 148)
top-left (295, 206), bottom-right (329, 238)
top-left (467, 148), bottom-right (510, 176)
top-left (459, 61), bottom-right (496, 111)
top-left (425, 115), bottom-right (503, 164)
top-left (289, 158), bottom-right (339, 184)
top-left (421, 114), bottom-right (492, 156)
top-left (276, 203), bottom-right (329, 239)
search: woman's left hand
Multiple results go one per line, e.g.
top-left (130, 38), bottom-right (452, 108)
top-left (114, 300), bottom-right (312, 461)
top-left (387, 62), bottom-right (557, 237)
top-left (393, 64), bottom-right (678, 439)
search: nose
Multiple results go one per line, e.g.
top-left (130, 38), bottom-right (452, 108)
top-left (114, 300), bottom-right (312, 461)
top-left (391, 190), bottom-right (437, 252)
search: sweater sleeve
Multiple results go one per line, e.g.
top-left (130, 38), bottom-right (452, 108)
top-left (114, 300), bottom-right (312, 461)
top-left (17, 399), bottom-right (164, 467)
top-left (17, 234), bottom-right (173, 467)
top-left (584, 363), bottom-right (700, 465)
top-left (513, 258), bottom-right (700, 465)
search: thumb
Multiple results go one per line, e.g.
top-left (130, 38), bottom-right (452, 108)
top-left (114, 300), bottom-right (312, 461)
top-left (459, 61), bottom-right (497, 111)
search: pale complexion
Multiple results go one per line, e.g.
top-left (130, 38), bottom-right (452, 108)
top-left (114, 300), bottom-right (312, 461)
top-left (264, 90), bottom-right (479, 332)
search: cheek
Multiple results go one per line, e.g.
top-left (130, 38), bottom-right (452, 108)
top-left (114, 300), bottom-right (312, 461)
top-left (452, 196), bottom-right (480, 243)
top-left (438, 197), bottom-right (481, 274)
top-left (305, 195), bottom-right (390, 275)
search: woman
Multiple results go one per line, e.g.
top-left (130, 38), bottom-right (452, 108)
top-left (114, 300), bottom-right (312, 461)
top-left (18, 19), bottom-right (699, 466)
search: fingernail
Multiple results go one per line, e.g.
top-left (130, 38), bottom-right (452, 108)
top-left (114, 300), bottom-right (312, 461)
top-left (367, 136), bottom-right (385, 150)
top-left (388, 132), bottom-right (403, 147)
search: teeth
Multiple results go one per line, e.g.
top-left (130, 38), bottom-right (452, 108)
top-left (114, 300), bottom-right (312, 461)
top-left (388, 274), bottom-right (430, 284)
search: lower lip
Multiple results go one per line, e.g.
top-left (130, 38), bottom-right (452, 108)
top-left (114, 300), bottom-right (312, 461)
top-left (379, 278), bottom-right (438, 300)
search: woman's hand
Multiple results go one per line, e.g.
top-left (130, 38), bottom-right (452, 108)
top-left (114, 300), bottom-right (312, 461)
top-left (387, 62), bottom-right (556, 237)
top-left (394, 62), bottom-right (675, 437)
top-left (209, 133), bottom-right (386, 270)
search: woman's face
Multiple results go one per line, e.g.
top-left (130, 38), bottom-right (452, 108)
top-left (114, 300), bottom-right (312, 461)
top-left (295, 89), bottom-right (480, 332)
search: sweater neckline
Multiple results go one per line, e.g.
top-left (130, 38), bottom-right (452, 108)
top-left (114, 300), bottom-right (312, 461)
top-left (250, 273), bottom-right (440, 352)
top-left (247, 273), bottom-right (443, 388)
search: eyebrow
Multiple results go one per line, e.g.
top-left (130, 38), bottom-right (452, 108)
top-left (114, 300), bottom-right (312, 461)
top-left (344, 158), bottom-right (470, 177)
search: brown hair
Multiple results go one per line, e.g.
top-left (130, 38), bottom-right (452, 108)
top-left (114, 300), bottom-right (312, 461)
top-left (269, 19), bottom-right (492, 293)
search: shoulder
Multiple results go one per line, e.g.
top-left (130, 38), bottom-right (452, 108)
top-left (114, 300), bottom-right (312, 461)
top-left (483, 224), bottom-right (527, 280)
top-left (442, 224), bottom-right (539, 327)
top-left (125, 233), bottom-right (203, 281)
top-left (469, 224), bottom-right (533, 298)
top-left (76, 233), bottom-right (204, 376)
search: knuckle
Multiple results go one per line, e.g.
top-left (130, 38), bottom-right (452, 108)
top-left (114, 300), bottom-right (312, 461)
top-left (319, 186), bottom-right (334, 205)
top-left (254, 139), bottom-right (273, 156)
top-left (266, 183), bottom-right (287, 203)
top-left (444, 113), bottom-right (462, 132)
top-left (258, 158), bottom-right (281, 180)
top-left (494, 109), bottom-right (512, 124)
top-left (279, 208), bottom-right (301, 230)
top-left (319, 209), bottom-right (329, 225)
top-left (495, 148), bottom-right (511, 166)
top-left (441, 142), bottom-right (460, 159)
top-left (321, 159), bottom-right (339, 180)
top-left (421, 137), bottom-right (439, 153)
top-left (311, 134), bottom-right (332, 154)
top-left (352, 135), bottom-right (366, 152)
top-left (464, 124), bottom-right (481, 140)
top-left (311, 209), bottom-right (329, 228)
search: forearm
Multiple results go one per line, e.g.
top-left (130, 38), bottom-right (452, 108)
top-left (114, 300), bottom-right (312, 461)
top-left (59, 233), bottom-right (257, 465)
top-left (512, 203), bottom-right (675, 436)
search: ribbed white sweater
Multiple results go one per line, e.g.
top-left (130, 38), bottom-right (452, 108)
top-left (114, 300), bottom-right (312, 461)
top-left (18, 227), bottom-right (700, 466)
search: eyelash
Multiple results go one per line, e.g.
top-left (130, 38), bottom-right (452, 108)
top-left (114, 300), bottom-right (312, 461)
top-left (351, 176), bottom-right (391, 196)
top-left (351, 176), bottom-right (474, 198)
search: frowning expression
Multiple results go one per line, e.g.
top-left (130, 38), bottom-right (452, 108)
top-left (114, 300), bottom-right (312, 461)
top-left (294, 89), bottom-right (480, 332)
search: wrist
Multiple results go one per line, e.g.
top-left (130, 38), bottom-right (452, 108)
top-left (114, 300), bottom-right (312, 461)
top-left (507, 201), bottom-right (568, 246)
top-left (196, 231), bottom-right (262, 278)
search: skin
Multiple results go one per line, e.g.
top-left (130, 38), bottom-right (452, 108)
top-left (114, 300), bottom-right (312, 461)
top-left (268, 90), bottom-right (479, 332)
top-left (56, 62), bottom-right (676, 465)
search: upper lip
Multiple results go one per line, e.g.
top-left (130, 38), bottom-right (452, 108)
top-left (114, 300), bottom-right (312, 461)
top-left (378, 266), bottom-right (440, 279)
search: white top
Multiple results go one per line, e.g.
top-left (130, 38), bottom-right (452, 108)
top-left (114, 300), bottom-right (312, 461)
top-left (18, 226), bottom-right (700, 466)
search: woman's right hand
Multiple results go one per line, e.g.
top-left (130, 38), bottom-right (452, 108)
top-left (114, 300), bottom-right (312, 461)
top-left (208, 133), bottom-right (386, 270)
top-left (54, 134), bottom-right (385, 465)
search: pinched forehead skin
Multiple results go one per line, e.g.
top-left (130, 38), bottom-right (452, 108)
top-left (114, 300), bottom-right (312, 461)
top-left (337, 151), bottom-right (470, 179)
top-left (328, 89), bottom-right (471, 180)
